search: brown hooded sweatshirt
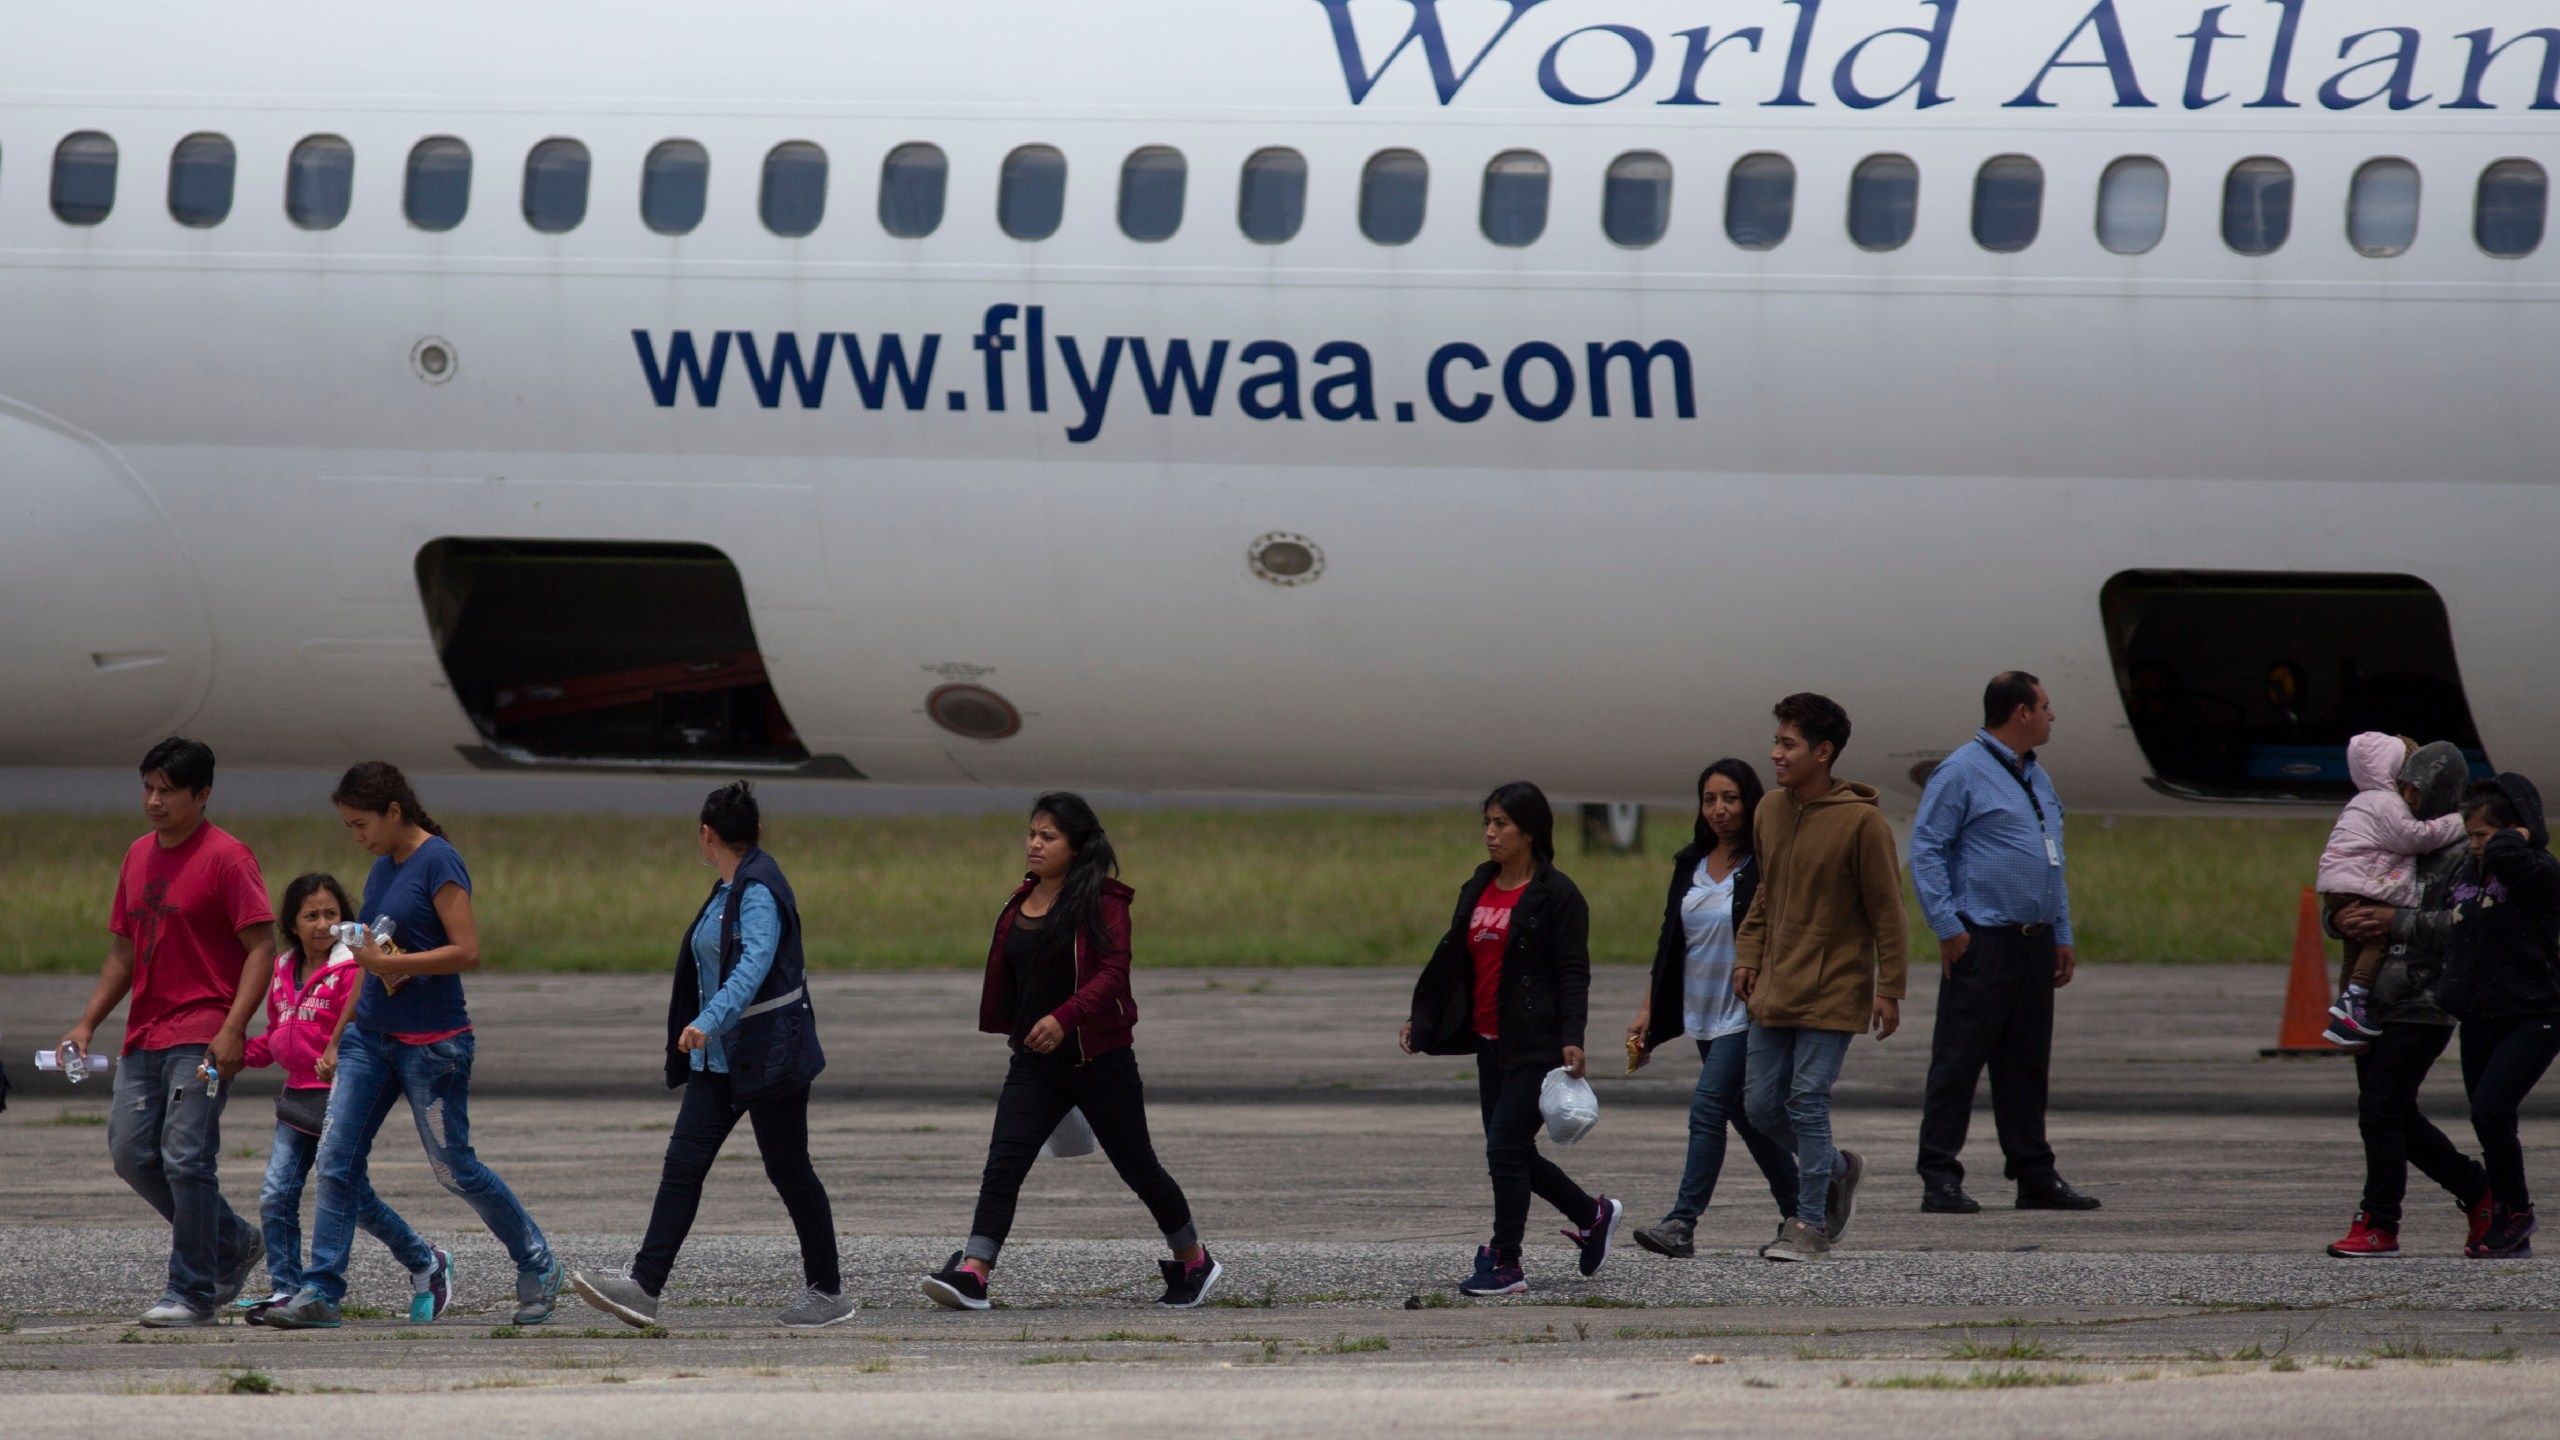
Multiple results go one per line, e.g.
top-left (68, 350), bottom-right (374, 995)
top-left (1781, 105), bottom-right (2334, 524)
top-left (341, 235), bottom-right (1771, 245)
top-left (1733, 779), bottom-right (1909, 1032)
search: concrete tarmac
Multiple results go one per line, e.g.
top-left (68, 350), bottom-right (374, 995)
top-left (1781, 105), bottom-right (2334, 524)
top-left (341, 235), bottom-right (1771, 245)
top-left (4, 965), bottom-right (2554, 1436)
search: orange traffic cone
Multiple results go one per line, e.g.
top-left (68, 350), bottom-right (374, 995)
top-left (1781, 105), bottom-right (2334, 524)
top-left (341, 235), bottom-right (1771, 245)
top-left (2261, 886), bottom-right (2350, 1056)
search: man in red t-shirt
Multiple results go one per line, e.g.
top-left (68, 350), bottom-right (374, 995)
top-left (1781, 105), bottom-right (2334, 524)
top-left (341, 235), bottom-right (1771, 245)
top-left (59, 738), bottom-right (275, 1327)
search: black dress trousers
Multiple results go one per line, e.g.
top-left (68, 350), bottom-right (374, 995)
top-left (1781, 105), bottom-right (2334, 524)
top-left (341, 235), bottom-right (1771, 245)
top-left (1917, 923), bottom-right (2059, 1189)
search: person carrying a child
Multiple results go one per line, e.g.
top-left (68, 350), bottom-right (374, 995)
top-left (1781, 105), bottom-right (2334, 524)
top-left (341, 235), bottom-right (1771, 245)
top-left (234, 873), bottom-right (454, 1325)
top-left (2319, 733), bottom-right (2469, 1048)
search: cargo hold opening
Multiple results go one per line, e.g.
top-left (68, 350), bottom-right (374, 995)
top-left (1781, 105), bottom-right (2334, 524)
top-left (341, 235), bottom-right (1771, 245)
top-left (417, 539), bottom-right (852, 775)
top-left (2101, 570), bottom-right (2488, 802)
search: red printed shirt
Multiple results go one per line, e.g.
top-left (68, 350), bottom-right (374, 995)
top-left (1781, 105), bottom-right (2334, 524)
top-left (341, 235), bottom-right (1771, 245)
top-left (1468, 880), bottom-right (1527, 1040)
top-left (108, 823), bottom-right (273, 1053)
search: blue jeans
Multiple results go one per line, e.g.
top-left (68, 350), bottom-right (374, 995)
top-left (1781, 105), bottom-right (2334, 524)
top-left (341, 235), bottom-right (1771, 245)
top-left (109, 1044), bottom-right (258, 1312)
top-left (261, 1120), bottom-right (434, 1297)
top-left (1743, 1024), bottom-right (1853, 1230)
top-left (306, 1029), bottom-right (551, 1302)
top-left (1666, 1032), bottom-right (1800, 1224)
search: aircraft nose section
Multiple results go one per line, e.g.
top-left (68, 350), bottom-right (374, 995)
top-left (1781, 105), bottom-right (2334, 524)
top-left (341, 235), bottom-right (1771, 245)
top-left (0, 404), bottom-right (210, 762)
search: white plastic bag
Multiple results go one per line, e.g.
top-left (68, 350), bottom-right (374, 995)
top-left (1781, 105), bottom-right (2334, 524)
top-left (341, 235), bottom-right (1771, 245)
top-left (1040, 1107), bottom-right (1098, 1159)
top-left (1539, 1067), bottom-right (1599, 1147)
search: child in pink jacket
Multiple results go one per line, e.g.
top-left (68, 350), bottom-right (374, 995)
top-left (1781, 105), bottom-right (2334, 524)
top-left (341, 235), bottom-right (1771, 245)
top-left (2317, 734), bottom-right (2466, 1047)
top-left (236, 874), bottom-right (453, 1324)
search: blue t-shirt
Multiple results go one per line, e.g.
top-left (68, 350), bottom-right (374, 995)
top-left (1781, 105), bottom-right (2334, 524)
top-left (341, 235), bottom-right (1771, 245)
top-left (354, 835), bottom-right (474, 1036)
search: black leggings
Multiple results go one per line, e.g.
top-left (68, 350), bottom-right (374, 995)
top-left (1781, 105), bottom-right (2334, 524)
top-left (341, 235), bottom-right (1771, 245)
top-left (2353, 1022), bottom-right (2484, 1230)
top-left (632, 1070), bottom-right (839, 1295)
top-left (966, 1046), bottom-right (1196, 1265)
top-left (1479, 1040), bottom-right (1597, 1257)
top-left (2461, 1012), bottom-right (2560, 1211)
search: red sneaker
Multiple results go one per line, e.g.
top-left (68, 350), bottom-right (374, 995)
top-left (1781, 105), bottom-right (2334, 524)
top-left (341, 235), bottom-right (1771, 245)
top-left (2326, 1212), bottom-right (2400, 1258)
top-left (2462, 1191), bottom-right (2495, 1251)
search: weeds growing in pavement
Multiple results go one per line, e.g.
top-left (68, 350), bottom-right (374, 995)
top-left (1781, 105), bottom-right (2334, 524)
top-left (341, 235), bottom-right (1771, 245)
top-left (339, 1304), bottom-right (388, 1320)
top-left (1213, 1280), bottom-right (1282, 1310)
top-left (487, 1325), bottom-right (524, 1339)
top-left (1864, 1369), bottom-right (2091, 1390)
top-left (2270, 1356), bottom-right (2302, 1372)
top-left (1096, 1331), bottom-right (1182, 1343)
top-left (1019, 1352), bottom-right (1094, 1366)
top-left (857, 1357), bottom-right (893, 1373)
top-left (1321, 1334), bottom-right (1390, 1354)
top-left (222, 1368), bottom-right (284, 1395)
top-left (1947, 1333), bottom-right (2055, 1360)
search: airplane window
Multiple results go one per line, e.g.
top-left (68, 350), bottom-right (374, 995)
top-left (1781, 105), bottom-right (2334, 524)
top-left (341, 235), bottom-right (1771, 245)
top-left (1359, 148), bottom-right (1427, 245)
top-left (1480, 150), bottom-right (1549, 247)
top-left (2096, 156), bottom-right (2168, 255)
top-left (1724, 153), bottom-right (1794, 251)
top-left (999, 144), bottom-right (1066, 240)
top-left (166, 132), bottom-right (236, 229)
top-left (878, 142), bottom-right (946, 238)
top-left (1602, 151), bottom-right (1671, 249)
top-left (642, 140), bottom-right (708, 236)
top-left (760, 141), bottom-right (828, 237)
top-left (522, 138), bottom-right (589, 234)
top-left (1238, 147), bottom-right (1306, 244)
top-left (2475, 159), bottom-right (2546, 259)
top-left (1848, 153), bottom-right (1919, 252)
top-left (1971, 154), bottom-right (2042, 253)
top-left (2347, 158), bottom-right (2420, 258)
top-left (1118, 146), bottom-right (1186, 242)
top-left (405, 136), bottom-right (472, 232)
top-left (51, 131), bottom-right (117, 226)
top-left (2222, 157), bottom-right (2292, 256)
top-left (286, 135), bottom-right (354, 231)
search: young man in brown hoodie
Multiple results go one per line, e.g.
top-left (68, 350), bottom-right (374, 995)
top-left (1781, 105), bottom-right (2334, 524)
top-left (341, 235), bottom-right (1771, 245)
top-left (1734, 693), bottom-right (1909, 1261)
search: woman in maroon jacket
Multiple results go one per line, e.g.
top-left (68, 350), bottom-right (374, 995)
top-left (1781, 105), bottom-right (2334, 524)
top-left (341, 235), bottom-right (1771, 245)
top-left (922, 793), bottom-right (1220, 1311)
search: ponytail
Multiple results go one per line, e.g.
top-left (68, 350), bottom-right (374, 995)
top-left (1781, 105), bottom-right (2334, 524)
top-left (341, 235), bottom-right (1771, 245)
top-left (331, 760), bottom-right (445, 839)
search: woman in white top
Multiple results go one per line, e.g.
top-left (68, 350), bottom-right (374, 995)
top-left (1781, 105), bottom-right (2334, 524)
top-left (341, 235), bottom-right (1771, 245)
top-left (1625, 759), bottom-right (1801, 1258)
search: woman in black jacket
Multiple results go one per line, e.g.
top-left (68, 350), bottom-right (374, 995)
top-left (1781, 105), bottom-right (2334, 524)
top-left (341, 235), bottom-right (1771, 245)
top-left (1401, 782), bottom-right (1619, 1297)
top-left (2438, 773), bottom-right (2560, 1259)
top-left (1623, 760), bottom-right (1799, 1259)
top-left (570, 783), bottom-right (845, 1330)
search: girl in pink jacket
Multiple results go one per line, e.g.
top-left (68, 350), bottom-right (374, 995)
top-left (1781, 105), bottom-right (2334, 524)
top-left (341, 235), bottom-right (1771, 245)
top-left (235, 874), bottom-right (452, 1324)
top-left (2317, 734), bottom-right (2467, 1046)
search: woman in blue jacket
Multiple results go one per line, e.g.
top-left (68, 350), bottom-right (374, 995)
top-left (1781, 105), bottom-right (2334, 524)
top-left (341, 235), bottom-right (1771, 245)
top-left (572, 782), bottom-right (846, 1329)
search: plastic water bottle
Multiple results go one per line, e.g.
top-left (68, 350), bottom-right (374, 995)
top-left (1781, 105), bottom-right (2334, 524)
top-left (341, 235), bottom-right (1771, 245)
top-left (34, 1045), bottom-right (114, 1081)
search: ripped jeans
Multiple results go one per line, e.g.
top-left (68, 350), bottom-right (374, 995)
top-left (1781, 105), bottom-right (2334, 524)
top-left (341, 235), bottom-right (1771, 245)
top-left (302, 1028), bottom-right (552, 1303)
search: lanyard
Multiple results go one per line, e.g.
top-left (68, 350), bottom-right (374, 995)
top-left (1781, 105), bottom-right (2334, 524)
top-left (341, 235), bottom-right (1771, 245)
top-left (1978, 738), bottom-right (2049, 826)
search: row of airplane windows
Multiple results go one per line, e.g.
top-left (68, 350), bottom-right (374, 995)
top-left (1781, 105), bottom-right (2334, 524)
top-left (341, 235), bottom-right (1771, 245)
top-left (27, 130), bottom-right (2557, 261)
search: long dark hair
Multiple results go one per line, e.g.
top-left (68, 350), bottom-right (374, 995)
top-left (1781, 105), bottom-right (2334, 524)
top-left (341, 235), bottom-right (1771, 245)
top-left (276, 872), bottom-right (356, 966)
top-left (1027, 791), bottom-right (1118, 960)
top-left (1677, 759), bottom-right (1765, 867)
top-left (331, 761), bottom-right (446, 839)
top-left (1481, 781), bottom-right (1556, 865)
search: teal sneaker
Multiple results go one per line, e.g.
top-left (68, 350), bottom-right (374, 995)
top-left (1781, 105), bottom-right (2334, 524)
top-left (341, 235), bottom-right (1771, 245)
top-left (408, 1248), bottom-right (455, 1324)
top-left (262, 1285), bottom-right (342, 1329)
top-left (513, 1258), bottom-right (565, 1325)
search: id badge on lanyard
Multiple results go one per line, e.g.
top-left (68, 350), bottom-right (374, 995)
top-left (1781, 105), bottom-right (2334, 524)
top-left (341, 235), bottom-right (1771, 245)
top-left (1981, 739), bottom-right (2063, 868)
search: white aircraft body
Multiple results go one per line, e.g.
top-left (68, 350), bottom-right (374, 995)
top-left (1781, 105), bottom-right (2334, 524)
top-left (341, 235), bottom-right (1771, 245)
top-left (4, 0), bottom-right (2556, 812)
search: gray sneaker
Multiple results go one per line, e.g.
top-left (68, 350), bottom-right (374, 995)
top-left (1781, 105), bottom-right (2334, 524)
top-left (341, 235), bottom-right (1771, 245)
top-left (1756, 1218), bottom-right (1789, 1258)
top-left (1631, 1218), bottom-right (1696, 1259)
top-left (261, 1285), bottom-right (342, 1329)
top-left (138, 1298), bottom-right (215, 1328)
top-left (514, 1259), bottom-right (566, 1325)
top-left (569, 1269), bottom-right (659, 1328)
top-left (776, 1286), bottom-right (857, 1329)
top-left (1762, 1218), bottom-right (1832, 1263)
top-left (1826, 1149), bottom-right (1864, 1243)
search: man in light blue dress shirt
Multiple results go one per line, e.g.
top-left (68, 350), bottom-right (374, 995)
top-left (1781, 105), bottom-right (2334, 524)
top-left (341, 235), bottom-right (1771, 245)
top-left (1908, 673), bottom-right (2101, 1215)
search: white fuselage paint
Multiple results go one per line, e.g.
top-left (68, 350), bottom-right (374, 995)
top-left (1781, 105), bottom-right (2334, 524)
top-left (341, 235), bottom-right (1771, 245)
top-left (2, 0), bottom-right (2554, 810)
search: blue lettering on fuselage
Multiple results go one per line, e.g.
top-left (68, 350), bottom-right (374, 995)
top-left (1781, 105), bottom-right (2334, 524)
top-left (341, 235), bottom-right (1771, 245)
top-left (632, 314), bottom-right (1694, 441)
top-left (1312, 0), bottom-right (2560, 111)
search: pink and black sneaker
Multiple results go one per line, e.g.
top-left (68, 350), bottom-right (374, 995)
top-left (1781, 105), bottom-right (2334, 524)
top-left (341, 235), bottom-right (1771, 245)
top-left (1156, 1249), bottom-right (1223, 1308)
top-left (1564, 1196), bottom-right (1625, 1277)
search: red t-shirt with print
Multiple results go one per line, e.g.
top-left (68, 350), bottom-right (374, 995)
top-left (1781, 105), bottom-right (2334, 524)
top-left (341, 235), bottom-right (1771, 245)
top-left (108, 822), bottom-right (273, 1053)
top-left (1468, 880), bottom-right (1526, 1039)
